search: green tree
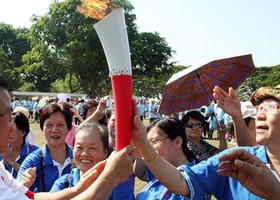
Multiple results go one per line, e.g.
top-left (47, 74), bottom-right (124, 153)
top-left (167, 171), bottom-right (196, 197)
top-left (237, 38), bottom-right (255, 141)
top-left (236, 65), bottom-right (280, 101)
top-left (0, 48), bottom-right (14, 81)
top-left (131, 32), bottom-right (176, 98)
top-left (21, 46), bottom-right (66, 91)
top-left (250, 65), bottom-right (280, 90)
top-left (24, 0), bottom-right (176, 98)
top-left (0, 23), bottom-right (31, 90)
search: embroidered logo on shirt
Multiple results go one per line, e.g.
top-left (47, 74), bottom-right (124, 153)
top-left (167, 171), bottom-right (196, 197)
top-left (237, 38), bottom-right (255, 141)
top-left (161, 189), bottom-right (172, 199)
top-left (1, 176), bottom-right (6, 183)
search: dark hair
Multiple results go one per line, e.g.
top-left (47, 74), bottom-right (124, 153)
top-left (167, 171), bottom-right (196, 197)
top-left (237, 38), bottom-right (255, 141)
top-left (201, 107), bottom-right (205, 113)
top-left (147, 118), bottom-right (196, 161)
top-left (107, 110), bottom-right (115, 119)
top-left (73, 122), bottom-right (109, 153)
top-left (40, 103), bottom-right (72, 131)
top-left (181, 111), bottom-right (206, 131)
top-left (82, 100), bottom-right (98, 119)
top-left (12, 112), bottom-right (30, 141)
top-left (0, 77), bottom-right (8, 90)
top-left (244, 117), bottom-right (254, 126)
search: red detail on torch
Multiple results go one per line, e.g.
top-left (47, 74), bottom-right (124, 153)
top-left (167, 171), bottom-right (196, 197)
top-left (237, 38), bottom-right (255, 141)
top-left (111, 75), bottom-right (133, 151)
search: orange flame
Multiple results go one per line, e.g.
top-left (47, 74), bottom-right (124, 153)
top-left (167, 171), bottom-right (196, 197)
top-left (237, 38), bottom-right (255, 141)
top-left (77, 0), bottom-right (120, 20)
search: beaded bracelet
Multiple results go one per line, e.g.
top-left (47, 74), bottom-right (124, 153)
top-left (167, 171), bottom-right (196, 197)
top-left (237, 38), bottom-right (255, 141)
top-left (142, 150), bottom-right (159, 163)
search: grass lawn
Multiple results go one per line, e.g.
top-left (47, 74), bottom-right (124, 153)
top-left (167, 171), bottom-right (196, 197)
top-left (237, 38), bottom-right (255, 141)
top-left (30, 119), bottom-right (233, 197)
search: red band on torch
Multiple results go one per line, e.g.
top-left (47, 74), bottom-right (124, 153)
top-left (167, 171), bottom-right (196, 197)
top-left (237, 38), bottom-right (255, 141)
top-left (111, 75), bottom-right (132, 151)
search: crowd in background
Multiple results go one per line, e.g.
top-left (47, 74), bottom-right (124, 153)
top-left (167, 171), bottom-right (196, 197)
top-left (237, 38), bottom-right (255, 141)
top-left (1, 81), bottom-right (279, 199)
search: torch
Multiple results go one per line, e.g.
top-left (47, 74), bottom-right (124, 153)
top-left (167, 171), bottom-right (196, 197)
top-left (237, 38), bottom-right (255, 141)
top-left (77, 2), bottom-right (132, 151)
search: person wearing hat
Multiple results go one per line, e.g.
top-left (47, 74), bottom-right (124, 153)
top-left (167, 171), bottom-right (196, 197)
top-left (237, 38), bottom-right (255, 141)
top-left (213, 86), bottom-right (258, 146)
top-left (240, 101), bottom-right (257, 145)
top-left (0, 112), bottom-right (39, 178)
top-left (13, 106), bottom-right (35, 145)
top-left (131, 85), bottom-right (280, 199)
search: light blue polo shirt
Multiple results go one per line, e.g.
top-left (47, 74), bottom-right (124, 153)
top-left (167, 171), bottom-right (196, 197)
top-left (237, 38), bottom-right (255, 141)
top-left (136, 158), bottom-right (206, 200)
top-left (184, 146), bottom-right (267, 200)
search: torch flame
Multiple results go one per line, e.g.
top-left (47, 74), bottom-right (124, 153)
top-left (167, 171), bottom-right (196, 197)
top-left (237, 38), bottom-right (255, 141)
top-left (77, 0), bottom-right (120, 20)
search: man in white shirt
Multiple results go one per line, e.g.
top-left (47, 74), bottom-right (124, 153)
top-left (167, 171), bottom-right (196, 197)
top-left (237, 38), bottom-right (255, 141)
top-left (0, 78), bottom-right (32, 199)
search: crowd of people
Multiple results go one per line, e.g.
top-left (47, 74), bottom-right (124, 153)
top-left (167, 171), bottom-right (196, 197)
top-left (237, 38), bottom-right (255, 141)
top-left (1, 75), bottom-right (280, 199)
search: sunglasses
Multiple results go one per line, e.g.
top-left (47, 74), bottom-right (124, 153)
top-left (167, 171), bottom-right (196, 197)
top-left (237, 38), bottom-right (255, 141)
top-left (185, 123), bottom-right (203, 129)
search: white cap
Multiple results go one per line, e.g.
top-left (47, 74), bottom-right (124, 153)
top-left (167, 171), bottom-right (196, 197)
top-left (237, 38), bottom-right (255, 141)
top-left (13, 106), bottom-right (29, 118)
top-left (240, 101), bottom-right (256, 119)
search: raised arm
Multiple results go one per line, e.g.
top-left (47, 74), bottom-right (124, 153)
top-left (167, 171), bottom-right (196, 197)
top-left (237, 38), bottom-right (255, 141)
top-left (217, 123), bottom-right (228, 151)
top-left (82, 96), bottom-right (108, 124)
top-left (34, 160), bottom-right (106, 199)
top-left (34, 145), bottom-right (134, 200)
top-left (213, 86), bottom-right (257, 146)
top-left (70, 108), bottom-right (84, 123)
top-left (131, 99), bottom-right (190, 196)
top-left (2, 147), bottom-right (21, 173)
top-left (218, 149), bottom-right (280, 200)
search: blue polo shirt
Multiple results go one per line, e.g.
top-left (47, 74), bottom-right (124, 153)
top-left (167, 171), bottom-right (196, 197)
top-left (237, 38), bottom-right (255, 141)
top-left (51, 168), bottom-right (135, 199)
top-left (50, 168), bottom-right (80, 191)
top-left (0, 141), bottom-right (39, 178)
top-left (50, 168), bottom-right (134, 200)
top-left (17, 143), bottom-right (73, 193)
top-left (136, 158), bottom-right (206, 200)
top-left (184, 146), bottom-right (267, 200)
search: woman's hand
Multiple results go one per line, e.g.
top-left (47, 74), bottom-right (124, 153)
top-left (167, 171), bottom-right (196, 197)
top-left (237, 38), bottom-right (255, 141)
top-left (131, 99), bottom-right (149, 148)
top-left (20, 167), bottom-right (37, 188)
top-left (96, 96), bottom-right (108, 115)
top-left (213, 86), bottom-right (242, 118)
top-left (218, 149), bottom-right (280, 199)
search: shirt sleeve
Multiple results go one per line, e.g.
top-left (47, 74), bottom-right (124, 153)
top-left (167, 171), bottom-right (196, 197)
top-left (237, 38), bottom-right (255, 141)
top-left (0, 162), bottom-right (30, 200)
top-left (50, 173), bottom-right (69, 192)
top-left (181, 151), bottom-right (231, 199)
top-left (109, 179), bottom-right (135, 200)
top-left (17, 150), bottom-right (41, 192)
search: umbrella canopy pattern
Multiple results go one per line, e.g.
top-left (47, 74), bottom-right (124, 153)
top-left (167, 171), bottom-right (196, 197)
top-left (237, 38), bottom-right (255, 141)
top-left (158, 54), bottom-right (256, 115)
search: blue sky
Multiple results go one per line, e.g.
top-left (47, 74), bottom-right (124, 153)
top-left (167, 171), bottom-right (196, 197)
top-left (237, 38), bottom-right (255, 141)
top-left (1, 0), bottom-right (280, 67)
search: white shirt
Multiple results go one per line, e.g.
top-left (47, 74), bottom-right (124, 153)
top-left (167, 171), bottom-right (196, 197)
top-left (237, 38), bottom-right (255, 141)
top-left (0, 162), bottom-right (29, 199)
top-left (266, 163), bottom-right (280, 181)
top-left (25, 128), bottom-right (35, 144)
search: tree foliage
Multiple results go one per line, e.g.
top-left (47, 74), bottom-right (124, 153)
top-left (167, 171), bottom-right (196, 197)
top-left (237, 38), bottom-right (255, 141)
top-left (235, 64), bottom-right (280, 101)
top-left (131, 32), bottom-right (176, 98)
top-left (19, 0), bottom-right (176, 98)
top-left (2, 1), bottom-right (280, 101)
top-left (251, 65), bottom-right (280, 89)
top-left (0, 23), bottom-right (31, 90)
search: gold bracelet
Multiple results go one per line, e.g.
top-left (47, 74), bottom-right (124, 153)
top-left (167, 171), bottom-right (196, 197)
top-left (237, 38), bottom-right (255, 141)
top-left (142, 150), bottom-right (159, 163)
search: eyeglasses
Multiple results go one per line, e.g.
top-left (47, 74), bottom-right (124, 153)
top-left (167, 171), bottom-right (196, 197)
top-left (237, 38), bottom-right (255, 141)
top-left (0, 113), bottom-right (15, 125)
top-left (149, 137), bottom-right (169, 146)
top-left (185, 123), bottom-right (203, 129)
top-left (256, 105), bottom-right (280, 115)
